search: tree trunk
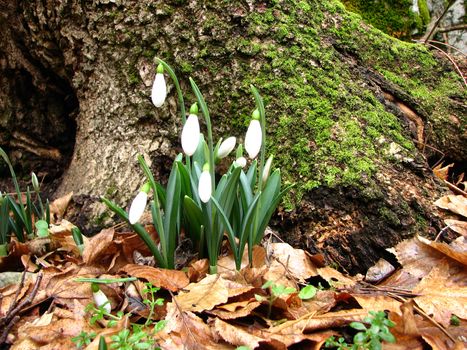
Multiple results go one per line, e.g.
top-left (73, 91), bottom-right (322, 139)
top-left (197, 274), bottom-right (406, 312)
top-left (0, 0), bottom-right (465, 272)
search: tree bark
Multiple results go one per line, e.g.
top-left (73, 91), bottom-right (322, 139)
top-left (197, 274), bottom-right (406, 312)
top-left (0, 0), bottom-right (465, 272)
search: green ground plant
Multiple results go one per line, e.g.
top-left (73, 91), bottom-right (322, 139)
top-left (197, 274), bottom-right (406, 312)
top-left (0, 147), bottom-right (50, 256)
top-left (325, 310), bottom-right (396, 350)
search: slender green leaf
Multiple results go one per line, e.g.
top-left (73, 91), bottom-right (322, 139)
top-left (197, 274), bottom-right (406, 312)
top-left (101, 197), bottom-right (166, 268)
top-left (183, 196), bottom-right (203, 246)
top-left (210, 197), bottom-right (239, 268)
top-left (163, 161), bottom-right (181, 269)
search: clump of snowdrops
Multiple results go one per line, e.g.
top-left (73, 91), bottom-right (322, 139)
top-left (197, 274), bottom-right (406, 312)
top-left (103, 59), bottom-right (290, 273)
top-left (0, 148), bottom-right (50, 257)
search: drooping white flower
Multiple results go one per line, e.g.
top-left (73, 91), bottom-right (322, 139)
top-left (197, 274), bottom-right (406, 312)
top-left (92, 283), bottom-right (111, 313)
top-left (198, 163), bottom-right (212, 203)
top-left (234, 157), bottom-right (247, 168)
top-left (262, 155), bottom-right (273, 184)
top-left (181, 108), bottom-right (201, 156)
top-left (151, 64), bottom-right (167, 108)
top-left (128, 183), bottom-right (150, 224)
top-left (244, 110), bottom-right (262, 159)
top-left (217, 137), bottom-right (236, 159)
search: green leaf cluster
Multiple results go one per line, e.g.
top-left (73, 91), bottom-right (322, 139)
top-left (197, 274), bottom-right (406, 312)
top-left (0, 147), bottom-right (51, 256)
top-left (325, 310), bottom-right (396, 350)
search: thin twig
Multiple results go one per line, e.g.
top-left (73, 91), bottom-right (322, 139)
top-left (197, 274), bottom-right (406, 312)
top-left (424, 42), bottom-right (467, 87)
top-left (428, 39), bottom-right (467, 57)
top-left (424, 0), bottom-right (456, 43)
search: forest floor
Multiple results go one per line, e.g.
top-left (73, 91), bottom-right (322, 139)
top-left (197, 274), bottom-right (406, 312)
top-left (0, 191), bottom-right (466, 350)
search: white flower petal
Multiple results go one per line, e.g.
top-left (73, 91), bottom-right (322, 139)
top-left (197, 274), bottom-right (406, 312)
top-left (217, 137), bottom-right (236, 159)
top-left (93, 289), bottom-right (111, 313)
top-left (198, 170), bottom-right (212, 203)
top-left (245, 119), bottom-right (262, 159)
top-left (181, 114), bottom-right (201, 156)
top-left (128, 191), bottom-right (148, 224)
top-left (234, 157), bottom-right (247, 168)
top-left (151, 73), bottom-right (167, 107)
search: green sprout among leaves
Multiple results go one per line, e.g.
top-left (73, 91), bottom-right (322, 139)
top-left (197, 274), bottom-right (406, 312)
top-left (71, 331), bottom-right (97, 349)
top-left (255, 280), bottom-right (297, 319)
top-left (325, 311), bottom-right (396, 350)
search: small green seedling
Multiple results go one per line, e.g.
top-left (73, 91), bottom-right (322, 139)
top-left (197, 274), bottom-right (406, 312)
top-left (71, 331), bottom-right (97, 349)
top-left (255, 280), bottom-right (296, 318)
top-left (325, 310), bottom-right (396, 350)
top-left (298, 285), bottom-right (317, 300)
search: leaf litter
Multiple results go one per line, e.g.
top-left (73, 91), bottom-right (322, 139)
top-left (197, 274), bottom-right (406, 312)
top-left (0, 219), bottom-right (466, 349)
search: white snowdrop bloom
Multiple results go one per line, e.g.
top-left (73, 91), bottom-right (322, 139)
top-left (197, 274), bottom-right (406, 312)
top-left (151, 64), bottom-right (167, 108)
top-left (217, 137), bottom-right (236, 159)
top-left (245, 119), bottom-right (262, 159)
top-left (128, 184), bottom-right (150, 224)
top-left (198, 164), bottom-right (212, 203)
top-left (92, 285), bottom-right (111, 313)
top-left (234, 156), bottom-right (247, 168)
top-left (181, 114), bottom-right (201, 156)
top-left (262, 155), bottom-right (273, 184)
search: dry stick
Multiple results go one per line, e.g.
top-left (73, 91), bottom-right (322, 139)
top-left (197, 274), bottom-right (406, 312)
top-left (443, 180), bottom-right (467, 196)
top-left (424, 42), bottom-right (467, 87)
top-left (424, 0), bottom-right (456, 43)
top-left (5, 271), bottom-right (27, 316)
top-left (428, 39), bottom-right (467, 57)
top-left (434, 224), bottom-right (454, 242)
top-left (0, 272), bottom-right (43, 344)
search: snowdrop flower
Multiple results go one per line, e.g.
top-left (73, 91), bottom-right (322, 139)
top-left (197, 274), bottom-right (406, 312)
top-left (181, 103), bottom-right (201, 156)
top-left (244, 109), bottom-right (262, 159)
top-left (262, 155), bottom-right (273, 184)
top-left (128, 182), bottom-right (150, 224)
top-left (92, 283), bottom-right (111, 313)
top-left (31, 172), bottom-right (40, 193)
top-left (151, 64), bottom-right (167, 108)
top-left (234, 156), bottom-right (247, 168)
top-left (217, 137), bottom-right (236, 159)
top-left (198, 163), bottom-right (212, 203)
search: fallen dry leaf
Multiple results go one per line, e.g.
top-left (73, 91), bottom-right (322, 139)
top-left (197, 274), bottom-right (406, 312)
top-left (417, 235), bottom-right (467, 266)
top-left (121, 264), bottom-right (189, 292)
top-left (49, 192), bottom-right (73, 222)
top-left (212, 318), bottom-right (270, 349)
top-left (434, 195), bottom-right (467, 218)
top-left (413, 261), bottom-right (467, 327)
top-left (432, 163), bottom-right (453, 181)
top-left (317, 266), bottom-right (356, 288)
top-left (267, 243), bottom-right (318, 282)
top-left (82, 228), bottom-right (117, 266)
top-left (353, 294), bottom-right (402, 314)
top-left (175, 274), bottom-right (229, 312)
top-left (445, 219), bottom-right (467, 237)
top-left (209, 300), bottom-right (261, 320)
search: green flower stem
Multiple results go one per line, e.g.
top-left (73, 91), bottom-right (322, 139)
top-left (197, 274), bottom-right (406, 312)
top-left (250, 86), bottom-right (266, 265)
top-left (155, 57), bottom-right (191, 170)
top-left (101, 197), bottom-right (166, 268)
top-left (189, 78), bottom-right (215, 190)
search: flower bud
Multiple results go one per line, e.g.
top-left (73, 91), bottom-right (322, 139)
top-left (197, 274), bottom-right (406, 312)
top-left (92, 283), bottom-right (111, 313)
top-left (128, 183), bottom-right (150, 224)
top-left (181, 114), bottom-right (201, 156)
top-left (245, 119), bottom-right (262, 159)
top-left (262, 155), bottom-right (273, 184)
top-left (217, 137), bottom-right (236, 159)
top-left (151, 64), bottom-right (167, 108)
top-left (234, 157), bottom-right (247, 168)
top-left (198, 163), bottom-right (212, 203)
top-left (31, 172), bottom-right (40, 193)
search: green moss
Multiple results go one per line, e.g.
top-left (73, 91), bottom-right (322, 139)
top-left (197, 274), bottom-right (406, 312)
top-left (378, 207), bottom-right (401, 227)
top-left (340, 0), bottom-right (424, 39)
top-left (418, 0), bottom-right (430, 26)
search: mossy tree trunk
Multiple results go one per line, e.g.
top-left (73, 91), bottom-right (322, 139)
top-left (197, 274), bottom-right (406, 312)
top-left (0, 0), bottom-right (465, 272)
